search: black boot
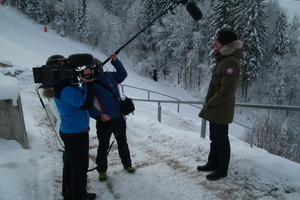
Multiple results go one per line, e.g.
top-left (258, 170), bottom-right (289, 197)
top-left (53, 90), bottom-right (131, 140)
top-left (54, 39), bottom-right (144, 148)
top-left (81, 193), bottom-right (97, 200)
top-left (206, 170), bottom-right (227, 181)
top-left (196, 164), bottom-right (216, 172)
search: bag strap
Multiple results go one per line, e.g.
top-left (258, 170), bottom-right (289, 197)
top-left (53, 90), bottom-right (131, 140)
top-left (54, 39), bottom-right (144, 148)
top-left (94, 80), bottom-right (121, 101)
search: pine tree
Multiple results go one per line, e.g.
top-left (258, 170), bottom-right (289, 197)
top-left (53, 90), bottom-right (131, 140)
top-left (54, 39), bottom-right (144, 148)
top-left (263, 0), bottom-right (282, 58)
top-left (13, 0), bottom-right (26, 12)
top-left (210, 0), bottom-right (233, 31)
top-left (231, 0), bottom-right (267, 101)
top-left (266, 10), bottom-right (289, 105)
top-left (272, 11), bottom-right (289, 56)
top-left (143, 0), bottom-right (157, 22)
top-left (75, 0), bottom-right (87, 42)
top-left (24, 0), bottom-right (39, 21)
top-left (39, 0), bottom-right (57, 24)
top-left (288, 16), bottom-right (300, 55)
top-left (207, 0), bottom-right (237, 67)
top-left (52, 0), bottom-right (77, 37)
top-left (137, 0), bottom-right (171, 81)
top-left (81, 1), bottom-right (103, 49)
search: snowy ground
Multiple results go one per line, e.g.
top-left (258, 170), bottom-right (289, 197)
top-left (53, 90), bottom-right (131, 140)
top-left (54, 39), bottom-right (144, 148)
top-left (1, 5), bottom-right (300, 200)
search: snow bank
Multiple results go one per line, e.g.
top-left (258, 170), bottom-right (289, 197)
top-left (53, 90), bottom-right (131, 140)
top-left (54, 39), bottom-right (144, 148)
top-left (0, 73), bottom-right (20, 105)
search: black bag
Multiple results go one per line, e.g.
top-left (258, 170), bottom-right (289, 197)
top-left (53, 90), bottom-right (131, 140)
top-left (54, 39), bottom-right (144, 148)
top-left (95, 80), bottom-right (135, 115)
top-left (121, 97), bottom-right (135, 115)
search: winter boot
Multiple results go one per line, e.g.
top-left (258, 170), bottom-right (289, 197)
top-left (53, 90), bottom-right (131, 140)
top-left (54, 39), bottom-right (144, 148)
top-left (197, 164), bottom-right (216, 172)
top-left (124, 166), bottom-right (136, 173)
top-left (99, 172), bottom-right (107, 182)
top-left (206, 170), bottom-right (227, 181)
top-left (81, 193), bottom-right (97, 200)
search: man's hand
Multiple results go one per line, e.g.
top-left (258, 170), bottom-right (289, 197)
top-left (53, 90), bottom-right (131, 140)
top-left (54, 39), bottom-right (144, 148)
top-left (110, 54), bottom-right (118, 61)
top-left (100, 114), bottom-right (111, 122)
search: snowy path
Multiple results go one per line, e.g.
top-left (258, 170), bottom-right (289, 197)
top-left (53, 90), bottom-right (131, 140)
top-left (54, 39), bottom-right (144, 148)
top-left (20, 89), bottom-right (286, 200)
top-left (18, 86), bottom-right (299, 200)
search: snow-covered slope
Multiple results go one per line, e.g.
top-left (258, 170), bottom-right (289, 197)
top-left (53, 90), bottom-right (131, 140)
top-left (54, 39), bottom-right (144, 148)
top-left (1, 5), bottom-right (300, 200)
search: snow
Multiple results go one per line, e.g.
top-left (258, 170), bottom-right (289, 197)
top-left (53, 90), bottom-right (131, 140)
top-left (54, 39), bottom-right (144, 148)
top-left (278, 0), bottom-right (300, 19)
top-left (0, 73), bottom-right (19, 105)
top-left (1, 5), bottom-right (300, 200)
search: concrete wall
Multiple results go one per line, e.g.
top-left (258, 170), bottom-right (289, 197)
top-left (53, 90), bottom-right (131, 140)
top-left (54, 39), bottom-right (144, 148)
top-left (0, 97), bottom-right (28, 149)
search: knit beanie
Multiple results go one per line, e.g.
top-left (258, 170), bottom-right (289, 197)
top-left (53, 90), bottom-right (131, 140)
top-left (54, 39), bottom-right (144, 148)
top-left (217, 30), bottom-right (238, 45)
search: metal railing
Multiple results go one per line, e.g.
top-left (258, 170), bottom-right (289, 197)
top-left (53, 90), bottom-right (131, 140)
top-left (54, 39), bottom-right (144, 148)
top-left (120, 84), bottom-right (300, 139)
top-left (121, 84), bottom-right (202, 112)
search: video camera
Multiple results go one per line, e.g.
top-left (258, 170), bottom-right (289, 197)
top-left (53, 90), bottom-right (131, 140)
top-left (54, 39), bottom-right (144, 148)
top-left (33, 53), bottom-right (103, 88)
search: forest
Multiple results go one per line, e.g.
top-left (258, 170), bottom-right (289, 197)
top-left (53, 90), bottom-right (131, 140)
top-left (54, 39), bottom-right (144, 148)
top-left (6, 0), bottom-right (300, 162)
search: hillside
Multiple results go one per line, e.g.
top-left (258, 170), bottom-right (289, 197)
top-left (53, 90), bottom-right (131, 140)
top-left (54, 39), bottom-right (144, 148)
top-left (1, 5), bottom-right (300, 200)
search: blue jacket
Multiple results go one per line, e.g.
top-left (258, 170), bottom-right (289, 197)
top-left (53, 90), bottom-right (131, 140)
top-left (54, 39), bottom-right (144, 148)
top-left (54, 83), bottom-right (91, 134)
top-left (89, 59), bottom-right (127, 120)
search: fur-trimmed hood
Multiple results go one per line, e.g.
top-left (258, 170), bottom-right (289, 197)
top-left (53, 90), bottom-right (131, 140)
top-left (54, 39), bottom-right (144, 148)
top-left (219, 40), bottom-right (243, 56)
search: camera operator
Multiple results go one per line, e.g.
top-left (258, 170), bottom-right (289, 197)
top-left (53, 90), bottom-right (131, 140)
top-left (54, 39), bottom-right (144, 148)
top-left (46, 55), bottom-right (97, 200)
top-left (89, 54), bottom-right (135, 182)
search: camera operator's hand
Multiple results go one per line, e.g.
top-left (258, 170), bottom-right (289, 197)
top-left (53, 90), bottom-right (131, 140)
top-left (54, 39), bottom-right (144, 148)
top-left (110, 54), bottom-right (118, 61)
top-left (79, 68), bottom-right (94, 82)
top-left (100, 114), bottom-right (111, 122)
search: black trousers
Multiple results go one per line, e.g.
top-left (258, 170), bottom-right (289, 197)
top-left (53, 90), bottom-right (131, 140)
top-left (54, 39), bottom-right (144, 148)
top-left (96, 117), bottom-right (132, 172)
top-left (207, 122), bottom-right (230, 174)
top-left (60, 132), bottom-right (89, 200)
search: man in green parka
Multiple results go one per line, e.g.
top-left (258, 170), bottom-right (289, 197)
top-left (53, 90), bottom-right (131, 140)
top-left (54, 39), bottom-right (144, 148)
top-left (197, 29), bottom-right (243, 181)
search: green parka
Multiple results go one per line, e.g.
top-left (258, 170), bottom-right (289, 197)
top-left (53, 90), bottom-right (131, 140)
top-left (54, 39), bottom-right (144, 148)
top-left (199, 40), bottom-right (243, 124)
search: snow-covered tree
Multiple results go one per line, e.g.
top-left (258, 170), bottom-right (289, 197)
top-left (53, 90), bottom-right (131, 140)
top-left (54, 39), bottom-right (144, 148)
top-left (262, 9), bottom-right (289, 105)
top-left (39, 0), bottom-right (57, 24)
top-left (210, 0), bottom-right (233, 31)
top-left (24, 0), bottom-right (39, 19)
top-left (81, 1), bottom-right (104, 49)
top-left (231, 0), bottom-right (267, 101)
top-left (272, 11), bottom-right (289, 56)
top-left (7, 0), bottom-right (300, 163)
top-left (11, 0), bottom-right (26, 11)
top-left (263, 0), bottom-right (282, 64)
top-left (288, 15), bottom-right (300, 55)
top-left (75, 0), bottom-right (87, 42)
top-left (122, 0), bottom-right (144, 59)
top-left (52, 0), bottom-right (78, 37)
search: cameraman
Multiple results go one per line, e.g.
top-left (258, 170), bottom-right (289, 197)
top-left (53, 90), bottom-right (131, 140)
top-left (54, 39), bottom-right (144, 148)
top-left (89, 54), bottom-right (135, 182)
top-left (46, 55), bottom-right (97, 200)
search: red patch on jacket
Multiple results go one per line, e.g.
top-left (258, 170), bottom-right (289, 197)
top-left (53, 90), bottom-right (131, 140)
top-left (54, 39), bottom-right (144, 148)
top-left (226, 68), bottom-right (234, 74)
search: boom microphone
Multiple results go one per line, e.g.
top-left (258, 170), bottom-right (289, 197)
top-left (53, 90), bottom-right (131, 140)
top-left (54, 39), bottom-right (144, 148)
top-left (102, 1), bottom-right (203, 65)
top-left (68, 53), bottom-right (94, 66)
top-left (186, 2), bottom-right (203, 21)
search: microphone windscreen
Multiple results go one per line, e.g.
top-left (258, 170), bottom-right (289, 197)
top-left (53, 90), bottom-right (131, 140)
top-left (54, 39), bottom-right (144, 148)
top-left (186, 2), bottom-right (203, 21)
top-left (68, 54), bottom-right (94, 66)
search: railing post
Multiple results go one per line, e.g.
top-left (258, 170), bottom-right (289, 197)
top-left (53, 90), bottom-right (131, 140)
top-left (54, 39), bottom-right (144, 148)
top-left (120, 84), bottom-right (125, 95)
top-left (201, 119), bottom-right (207, 138)
top-left (177, 102), bottom-right (180, 113)
top-left (250, 130), bottom-right (254, 147)
top-left (158, 102), bottom-right (162, 123)
top-left (148, 91), bottom-right (150, 100)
